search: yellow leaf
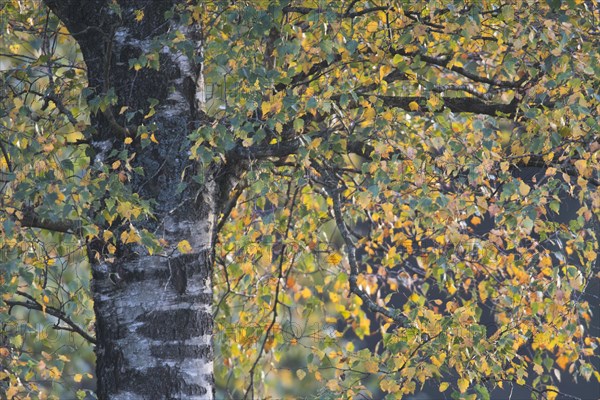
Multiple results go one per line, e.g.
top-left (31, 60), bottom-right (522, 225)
top-left (150, 133), bottom-right (159, 144)
top-left (379, 65), bottom-right (391, 82)
top-left (409, 101), bottom-right (419, 111)
top-left (556, 355), bottom-right (569, 370)
top-left (112, 160), bottom-right (121, 170)
top-left (439, 382), bottom-right (449, 392)
top-left (308, 137), bottom-right (323, 150)
top-left (366, 21), bottom-right (379, 32)
top-left (326, 252), bottom-right (343, 265)
top-left (144, 108), bottom-right (155, 119)
top-left (247, 243), bottom-right (260, 256)
top-left (300, 287), bottom-right (311, 299)
top-left (177, 240), bottom-right (193, 254)
top-left (470, 216), bottom-right (481, 225)
top-left (329, 292), bottom-right (340, 302)
top-left (6, 386), bottom-right (18, 399)
top-left (478, 281), bottom-right (488, 302)
top-left (457, 377), bottom-right (469, 393)
top-left (49, 366), bottom-right (61, 379)
top-left (326, 379), bottom-right (341, 391)
top-left (431, 351), bottom-right (446, 367)
top-left (121, 228), bottom-right (141, 245)
top-left (519, 181), bottom-right (531, 196)
top-left (540, 255), bottom-right (553, 268)
top-left (360, 107), bottom-right (376, 127)
top-left (427, 95), bottom-right (441, 110)
top-left (364, 360), bottom-right (379, 373)
top-left (74, 374), bottom-right (83, 383)
top-left (446, 281), bottom-right (457, 295)
top-left (43, 295), bottom-right (49, 303)
top-left (546, 385), bottom-right (559, 400)
top-left (241, 262), bottom-right (253, 274)
top-left (124, 137), bottom-right (133, 144)
top-left (261, 100), bottom-right (271, 117)
top-left (574, 159), bottom-right (587, 176)
top-left (296, 369), bottom-right (306, 380)
top-left (264, 336), bottom-right (274, 352)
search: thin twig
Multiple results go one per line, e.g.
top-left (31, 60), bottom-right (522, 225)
top-left (243, 182), bottom-right (300, 400)
top-left (7, 291), bottom-right (96, 344)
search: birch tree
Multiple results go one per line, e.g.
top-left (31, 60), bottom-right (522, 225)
top-left (1, 1), bottom-right (599, 399)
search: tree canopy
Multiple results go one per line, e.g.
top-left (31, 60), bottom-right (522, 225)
top-left (1, 1), bottom-right (599, 399)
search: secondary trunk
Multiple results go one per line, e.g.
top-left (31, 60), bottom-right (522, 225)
top-left (43, 1), bottom-right (221, 398)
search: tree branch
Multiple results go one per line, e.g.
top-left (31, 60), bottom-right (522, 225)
top-left (392, 48), bottom-right (528, 89)
top-left (26, 89), bottom-right (78, 126)
top-left (7, 291), bottom-right (96, 344)
top-left (229, 138), bottom-right (302, 160)
top-left (316, 165), bottom-right (408, 326)
top-left (17, 207), bottom-right (82, 235)
top-left (275, 56), bottom-right (341, 92)
top-left (376, 95), bottom-right (519, 117)
top-left (345, 6), bottom-right (391, 18)
top-left (216, 180), bottom-right (248, 233)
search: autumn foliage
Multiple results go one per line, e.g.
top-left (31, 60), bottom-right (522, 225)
top-left (1, 1), bottom-right (599, 399)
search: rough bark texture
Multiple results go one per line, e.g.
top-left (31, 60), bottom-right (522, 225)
top-left (42, 1), bottom-right (224, 398)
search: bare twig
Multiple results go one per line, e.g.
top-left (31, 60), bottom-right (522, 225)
top-left (243, 182), bottom-right (300, 400)
top-left (7, 291), bottom-right (96, 344)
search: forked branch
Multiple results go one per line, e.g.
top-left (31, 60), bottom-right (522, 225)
top-left (316, 165), bottom-right (408, 326)
top-left (6, 291), bottom-right (96, 344)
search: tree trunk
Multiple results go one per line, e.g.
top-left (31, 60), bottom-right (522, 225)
top-left (43, 1), bottom-right (222, 398)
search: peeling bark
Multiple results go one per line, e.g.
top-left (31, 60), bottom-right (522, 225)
top-left (42, 1), bottom-right (219, 398)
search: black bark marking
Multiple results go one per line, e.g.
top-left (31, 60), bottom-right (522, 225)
top-left (168, 252), bottom-right (211, 294)
top-left (171, 261), bottom-right (187, 294)
top-left (136, 309), bottom-right (212, 340)
top-left (151, 343), bottom-right (212, 360)
top-left (123, 365), bottom-right (208, 399)
top-left (169, 253), bottom-right (195, 294)
top-left (93, 289), bottom-right (126, 398)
